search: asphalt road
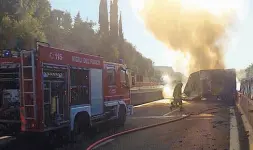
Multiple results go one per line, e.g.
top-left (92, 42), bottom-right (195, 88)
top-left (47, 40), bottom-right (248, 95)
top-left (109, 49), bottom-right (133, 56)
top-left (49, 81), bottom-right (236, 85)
top-left (1, 99), bottom-right (249, 150)
top-left (93, 100), bottom-right (249, 150)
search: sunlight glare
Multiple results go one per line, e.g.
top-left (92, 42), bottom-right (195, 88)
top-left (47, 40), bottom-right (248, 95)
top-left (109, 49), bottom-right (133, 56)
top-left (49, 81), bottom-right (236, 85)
top-left (180, 0), bottom-right (240, 16)
top-left (172, 52), bottom-right (191, 76)
top-left (163, 85), bottom-right (173, 99)
top-left (130, 0), bottom-right (246, 72)
top-left (131, 0), bottom-right (241, 16)
top-left (130, 0), bottom-right (145, 13)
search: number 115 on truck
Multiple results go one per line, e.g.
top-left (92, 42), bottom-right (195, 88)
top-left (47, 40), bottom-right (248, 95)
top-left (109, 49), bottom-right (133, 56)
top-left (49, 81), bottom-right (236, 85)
top-left (0, 42), bottom-right (133, 140)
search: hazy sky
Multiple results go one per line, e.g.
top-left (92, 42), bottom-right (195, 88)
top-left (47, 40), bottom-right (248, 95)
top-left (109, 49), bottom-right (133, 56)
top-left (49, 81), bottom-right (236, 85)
top-left (50, 0), bottom-right (253, 70)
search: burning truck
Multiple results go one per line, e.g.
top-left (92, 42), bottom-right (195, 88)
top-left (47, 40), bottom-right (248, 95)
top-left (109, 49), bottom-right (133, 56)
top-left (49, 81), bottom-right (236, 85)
top-left (183, 69), bottom-right (236, 105)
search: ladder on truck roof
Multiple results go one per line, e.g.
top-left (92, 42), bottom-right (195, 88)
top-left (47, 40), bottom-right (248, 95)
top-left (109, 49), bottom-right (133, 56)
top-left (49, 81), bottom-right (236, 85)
top-left (20, 50), bottom-right (37, 124)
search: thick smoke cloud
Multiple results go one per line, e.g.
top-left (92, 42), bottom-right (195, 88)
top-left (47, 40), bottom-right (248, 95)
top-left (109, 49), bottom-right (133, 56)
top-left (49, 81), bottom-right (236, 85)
top-left (140, 0), bottom-right (234, 74)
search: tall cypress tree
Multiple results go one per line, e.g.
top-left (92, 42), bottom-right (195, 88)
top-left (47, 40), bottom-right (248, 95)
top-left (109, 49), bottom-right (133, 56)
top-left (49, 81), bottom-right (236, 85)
top-left (110, 0), bottom-right (118, 43)
top-left (118, 11), bottom-right (123, 40)
top-left (118, 11), bottom-right (124, 62)
top-left (114, 0), bottom-right (118, 38)
top-left (109, 0), bottom-right (113, 35)
top-left (99, 0), bottom-right (109, 35)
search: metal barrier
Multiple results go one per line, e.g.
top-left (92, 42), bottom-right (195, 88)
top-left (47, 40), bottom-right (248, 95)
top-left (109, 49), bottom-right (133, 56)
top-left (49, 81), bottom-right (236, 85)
top-left (130, 90), bottom-right (164, 106)
top-left (131, 82), bottom-right (162, 88)
top-left (237, 92), bottom-right (253, 149)
top-left (238, 92), bottom-right (253, 129)
top-left (131, 85), bottom-right (163, 91)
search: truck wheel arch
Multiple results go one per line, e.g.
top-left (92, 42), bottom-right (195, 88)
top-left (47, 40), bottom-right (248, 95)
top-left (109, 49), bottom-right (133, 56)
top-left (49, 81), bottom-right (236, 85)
top-left (71, 111), bottom-right (91, 131)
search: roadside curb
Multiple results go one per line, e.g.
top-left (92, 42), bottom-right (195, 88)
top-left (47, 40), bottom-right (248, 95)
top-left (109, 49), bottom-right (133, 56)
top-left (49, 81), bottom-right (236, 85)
top-left (237, 104), bottom-right (253, 150)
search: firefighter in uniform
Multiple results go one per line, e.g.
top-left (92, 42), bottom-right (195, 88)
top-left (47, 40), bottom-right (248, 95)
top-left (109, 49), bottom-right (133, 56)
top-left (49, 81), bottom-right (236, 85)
top-left (170, 82), bottom-right (183, 111)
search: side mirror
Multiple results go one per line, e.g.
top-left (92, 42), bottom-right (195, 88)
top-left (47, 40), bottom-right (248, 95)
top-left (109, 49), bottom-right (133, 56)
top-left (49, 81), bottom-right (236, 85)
top-left (125, 70), bottom-right (130, 88)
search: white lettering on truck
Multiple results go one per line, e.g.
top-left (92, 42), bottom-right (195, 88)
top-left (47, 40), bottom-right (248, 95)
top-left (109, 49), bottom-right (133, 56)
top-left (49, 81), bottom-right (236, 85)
top-left (72, 56), bottom-right (100, 65)
top-left (50, 52), bottom-right (63, 60)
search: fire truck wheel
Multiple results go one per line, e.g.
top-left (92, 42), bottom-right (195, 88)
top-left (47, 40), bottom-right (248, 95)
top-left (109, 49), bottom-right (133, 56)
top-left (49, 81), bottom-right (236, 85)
top-left (70, 117), bottom-right (82, 142)
top-left (116, 106), bottom-right (126, 126)
top-left (70, 113), bottom-right (90, 142)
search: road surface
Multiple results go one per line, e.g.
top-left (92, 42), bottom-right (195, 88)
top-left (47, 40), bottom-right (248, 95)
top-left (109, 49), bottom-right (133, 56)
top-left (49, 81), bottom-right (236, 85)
top-left (92, 100), bottom-right (249, 150)
top-left (1, 99), bottom-right (249, 150)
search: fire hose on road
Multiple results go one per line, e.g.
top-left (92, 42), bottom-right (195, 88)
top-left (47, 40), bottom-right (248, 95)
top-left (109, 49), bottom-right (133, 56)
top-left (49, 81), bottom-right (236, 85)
top-left (86, 107), bottom-right (222, 150)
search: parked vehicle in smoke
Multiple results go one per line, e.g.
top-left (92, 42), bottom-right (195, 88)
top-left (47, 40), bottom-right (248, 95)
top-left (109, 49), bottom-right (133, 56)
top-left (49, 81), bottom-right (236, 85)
top-left (183, 69), bottom-right (236, 104)
top-left (0, 42), bottom-right (133, 140)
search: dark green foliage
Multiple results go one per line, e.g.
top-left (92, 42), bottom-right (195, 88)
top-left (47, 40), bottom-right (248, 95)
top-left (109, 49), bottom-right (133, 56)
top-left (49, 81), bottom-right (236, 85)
top-left (0, 0), bottom-right (156, 78)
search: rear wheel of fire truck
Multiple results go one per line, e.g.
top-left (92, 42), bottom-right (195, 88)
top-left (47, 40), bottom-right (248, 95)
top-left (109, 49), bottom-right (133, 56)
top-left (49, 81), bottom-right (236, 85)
top-left (70, 114), bottom-right (90, 143)
top-left (70, 119), bottom-right (80, 143)
top-left (116, 106), bottom-right (126, 126)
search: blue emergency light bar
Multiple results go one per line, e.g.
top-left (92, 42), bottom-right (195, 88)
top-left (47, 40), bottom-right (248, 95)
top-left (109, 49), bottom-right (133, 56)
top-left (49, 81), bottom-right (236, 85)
top-left (2, 50), bottom-right (12, 57)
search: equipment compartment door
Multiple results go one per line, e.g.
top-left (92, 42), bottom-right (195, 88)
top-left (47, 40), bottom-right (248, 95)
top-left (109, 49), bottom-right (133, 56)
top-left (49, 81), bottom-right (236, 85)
top-left (90, 69), bottom-right (103, 115)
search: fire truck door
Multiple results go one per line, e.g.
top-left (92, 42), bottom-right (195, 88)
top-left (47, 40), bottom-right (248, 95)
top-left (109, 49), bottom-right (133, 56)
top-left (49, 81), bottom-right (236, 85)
top-left (90, 69), bottom-right (103, 115)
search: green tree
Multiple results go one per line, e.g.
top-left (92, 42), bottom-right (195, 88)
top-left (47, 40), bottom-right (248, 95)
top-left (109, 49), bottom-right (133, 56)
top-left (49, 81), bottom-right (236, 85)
top-left (70, 13), bottom-right (98, 54)
top-left (14, 15), bottom-right (46, 49)
top-left (0, 0), bottom-right (49, 50)
top-left (74, 11), bottom-right (82, 27)
top-left (0, 0), bottom-right (157, 80)
top-left (246, 64), bottom-right (253, 78)
top-left (118, 12), bottom-right (123, 40)
top-left (62, 12), bottom-right (72, 32)
top-left (110, 0), bottom-right (118, 43)
top-left (0, 16), bottom-right (16, 49)
top-left (34, 0), bottom-right (51, 23)
top-left (99, 0), bottom-right (109, 36)
top-left (44, 9), bottom-right (65, 47)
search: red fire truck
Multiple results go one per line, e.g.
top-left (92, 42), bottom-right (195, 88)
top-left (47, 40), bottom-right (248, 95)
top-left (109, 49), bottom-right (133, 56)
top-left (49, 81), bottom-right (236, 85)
top-left (0, 43), bottom-right (133, 139)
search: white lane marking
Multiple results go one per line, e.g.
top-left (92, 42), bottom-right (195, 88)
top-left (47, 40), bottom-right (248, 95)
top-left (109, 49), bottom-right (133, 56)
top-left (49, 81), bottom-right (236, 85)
top-left (130, 114), bottom-right (210, 120)
top-left (131, 112), bottom-right (214, 120)
top-left (229, 107), bottom-right (240, 150)
top-left (163, 108), bottom-right (179, 116)
top-left (186, 117), bottom-right (212, 121)
top-left (92, 138), bottom-right (115, 150)
top-left (134, 99), bottom-right (171, 108)
top-left (129, 115), bottom-right (179, 119)
top-left (130, 114), bottom-right (189, 119)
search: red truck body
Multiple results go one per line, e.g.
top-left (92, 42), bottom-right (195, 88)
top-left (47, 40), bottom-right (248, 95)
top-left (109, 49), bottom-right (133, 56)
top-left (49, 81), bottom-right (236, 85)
top-left (103, 62), bottom-right (131, 104)
top-left (0, 44), bottom-right (132, 135)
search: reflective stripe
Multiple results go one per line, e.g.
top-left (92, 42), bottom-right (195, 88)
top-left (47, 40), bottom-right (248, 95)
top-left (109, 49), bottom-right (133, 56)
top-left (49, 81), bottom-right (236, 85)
top-left (20, 107), bottom-right (26, 131)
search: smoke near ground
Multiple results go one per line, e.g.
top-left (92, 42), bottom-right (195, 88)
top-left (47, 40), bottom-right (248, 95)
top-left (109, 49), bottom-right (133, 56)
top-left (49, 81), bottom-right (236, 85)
top-left (140, 0), bottom-right (235, 74)
top-left (161, 73), bottom-right (188, 98)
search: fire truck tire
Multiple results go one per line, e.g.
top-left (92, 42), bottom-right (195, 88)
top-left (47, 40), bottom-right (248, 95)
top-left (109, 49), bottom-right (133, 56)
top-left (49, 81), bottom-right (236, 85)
top-left (70, 112), bottom-right (90, 142)
top-left (116, 106), bottom-right (126, 126)
top-left (70, 118), bottom-right (81, 142)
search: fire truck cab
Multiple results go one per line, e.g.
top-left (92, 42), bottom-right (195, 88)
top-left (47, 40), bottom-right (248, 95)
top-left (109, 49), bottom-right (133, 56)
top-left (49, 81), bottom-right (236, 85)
top-left (0, 43), bottom-right (133, 138)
